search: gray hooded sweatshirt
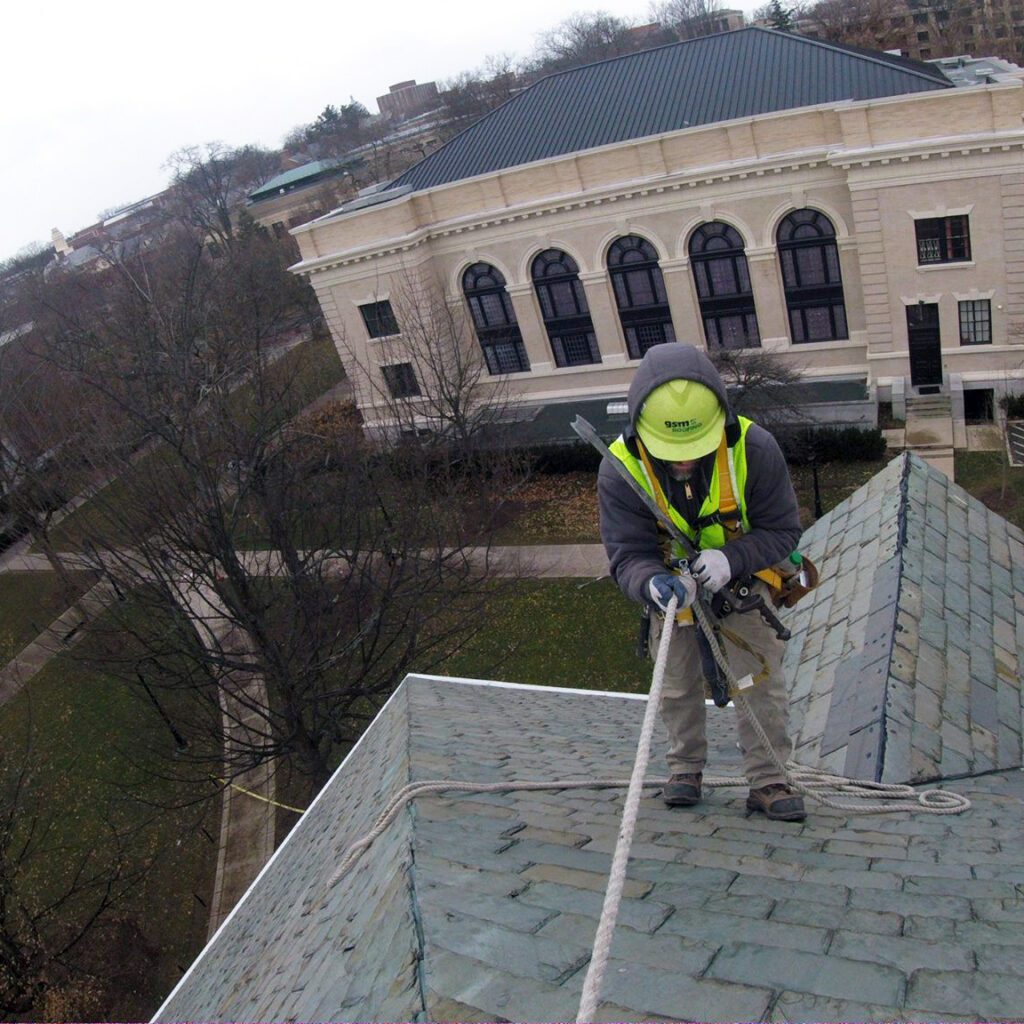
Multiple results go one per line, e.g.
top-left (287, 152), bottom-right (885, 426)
top-left (598, 344), bottom-right (802, 606)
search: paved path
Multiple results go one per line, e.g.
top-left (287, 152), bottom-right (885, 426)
top-left (169, 575), bottom-right (277, 937)
top-left (0, 542), bottom-right (610, 937)
top-left (902, 412), bottom-right (955, 478)
top-left (0, 578), bottom-right (121, 704)
top-left (886, 417), bottom-right (1009, 478)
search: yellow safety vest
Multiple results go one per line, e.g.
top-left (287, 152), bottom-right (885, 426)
top-left (609, 417), bottom-right (753, 559)
top-left (609, 417), bottom-right (787, 616)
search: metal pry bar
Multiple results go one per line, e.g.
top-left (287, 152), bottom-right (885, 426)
top-left (570, 415), bottom-right (699, 559)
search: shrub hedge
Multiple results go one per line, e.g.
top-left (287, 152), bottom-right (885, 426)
top-left (519, 424), bottom-right (887, 474)
top-left (1000, 392), bottom-right (1024, 418)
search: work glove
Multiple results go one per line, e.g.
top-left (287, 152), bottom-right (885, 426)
top-left (692, 549), bottom-right (732, 593)
top-left (648, 573), bottom-right (697, 614)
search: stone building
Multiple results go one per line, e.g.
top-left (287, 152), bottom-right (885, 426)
top-left (292, 28), bottom-right (1024, 441)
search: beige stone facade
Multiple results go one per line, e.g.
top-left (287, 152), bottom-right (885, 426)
top-left (292, 79), bottom-right (1024, 435)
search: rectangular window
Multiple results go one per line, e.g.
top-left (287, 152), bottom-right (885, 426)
top-left (359, 300), bottom-right (400, 339)
top-left (915, 215), bottom-right (972, 265)
top-left (550, 331), bottom-right (601, 367)
top-left (381, 362), bottom-right (420, 398)
top-left (917, 30), bottom-right (930, 40)
top-left (959, 299), bottom-right (992, 345)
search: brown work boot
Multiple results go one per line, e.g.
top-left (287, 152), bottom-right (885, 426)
top-left (746, 783), bottom-right (806, 822)
top-left (663, 773), bottom-right (702, 807)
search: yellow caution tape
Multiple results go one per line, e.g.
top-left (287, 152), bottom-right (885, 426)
top-left (214, 776), bottom-right (306, 814)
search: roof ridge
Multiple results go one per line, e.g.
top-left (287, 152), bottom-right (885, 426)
top-left (386, 28), bottom-right (763, 193)
top-left (774, 26), bottom-right (951, 84)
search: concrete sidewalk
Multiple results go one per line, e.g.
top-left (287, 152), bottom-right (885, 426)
top-left (882, 417), bottom-right (1006, 481)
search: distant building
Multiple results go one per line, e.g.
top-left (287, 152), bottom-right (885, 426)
top-left (293, 28), bottom-right (1024, 442)
top-left (247, 160), bottom-right (363, 238)
top-left (795, 0), bottom-right (1024, 64)
top-left (376, 80), bottom-right (441, 122)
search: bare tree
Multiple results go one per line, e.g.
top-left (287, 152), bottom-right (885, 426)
top-left (346, 274), bottom-right (518, 449)
top-left (709, 347), bottom-right (810, 433)
top-left (804, 0), bottom-right (906, 50)
top-left (440, 55), bottom-right (523, 134)
top-left (652, 0), bottom-right (728, 39)
top-left (164, 142), bottom-right (282, 252)
top-left (38, 227), bottom-right (519, 795)
top-left (530, 11), bottom-right (644, 73)
top-left (0, 284), bottom-right (123, 585)
top-left (0, 744), bottom-right (141, 1017)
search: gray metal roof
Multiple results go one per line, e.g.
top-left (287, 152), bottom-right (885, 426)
top-left (154, 451), bottom-right (1024, 1023)
top-left (388, 28), bottom-right (950, 195)
top-left (785, 452), bottom-right (1024, 783)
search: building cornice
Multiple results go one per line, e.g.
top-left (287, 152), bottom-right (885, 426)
top-left (291, 149), bottom-right (845, 278)
top-left (829, 129), bottom-right (1024, 171)
top-left (290, 102), bottom-right (1024, 281)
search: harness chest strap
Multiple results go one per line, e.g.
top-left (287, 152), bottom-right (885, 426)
top-left (713, 438), bottom-right (786, 593)
top-left (635, 439), bottom-right (697, 625)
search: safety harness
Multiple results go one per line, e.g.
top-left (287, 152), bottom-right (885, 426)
top-left (634, 431), bottom-right (817, 614)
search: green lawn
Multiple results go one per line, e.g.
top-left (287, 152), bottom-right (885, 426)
top-left (0, 571), bottom-right (96, 662)
top-left (954, 450), bottom-right (1024, 531)
top-left (0, 628), bottom-right (218, 1020)
top-left (435, 578), bottom-right (652, 694)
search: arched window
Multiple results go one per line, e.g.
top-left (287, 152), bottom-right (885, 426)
top-left (777, 209), bottom-right (848, 343)
top-left (531, 249), bottom-right (601, 367)
top-left (607, 235), bottom-right (676, 359)
top-left (688, 222), bottom-right (761, 350)
top-left (461, 263), bottom-right (530, 374)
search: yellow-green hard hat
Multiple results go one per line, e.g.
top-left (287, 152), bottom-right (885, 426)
top-left (637, 380), bottom-right (726, 460)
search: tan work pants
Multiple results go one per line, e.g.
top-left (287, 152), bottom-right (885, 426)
top-left (648, 582), bottom-right (793, 788)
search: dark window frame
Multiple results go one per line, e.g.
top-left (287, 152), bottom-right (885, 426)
top-left (531, 249), bottom-right (601, 368)
top-left (381, 362), bottom-right (421, 398)
top-left (915, 215), bottom-right (972, 265)
top-left (688, 222), bottom-right (761, 350)
top-left (607, 235), bottom-right (676, 360)
top-left (959, 298), bottom-right (992, 345)
top-left (461, 262), bottom-right (531, 375)
top-left (359, 300), bottom-right (401, 339)
top-left (776, 209), bottom-right (849, 344)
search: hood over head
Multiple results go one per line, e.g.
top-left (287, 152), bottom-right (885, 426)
top-left (624, 343), bottom-right (735, 450)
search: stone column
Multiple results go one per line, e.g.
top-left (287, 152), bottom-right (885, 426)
top-left (507, 284), bottom-right (553, 374)
top-left (746, 248), bottom-right (789, 348)
top-left (660, 258), bottom-right (704, 347)
top-left (579, 271), bottom-right (628, 366)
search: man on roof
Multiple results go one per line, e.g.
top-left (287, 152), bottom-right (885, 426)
top-left (598, 343), bottom-right (806, 822)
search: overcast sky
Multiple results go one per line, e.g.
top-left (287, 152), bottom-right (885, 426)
top-left (2, 0), bottom-right (766, 262)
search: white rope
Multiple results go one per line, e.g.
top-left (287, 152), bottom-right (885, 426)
top-left (320, 587), bottom-right (970, 1019)
top-left (574, 593), bottom-right (680, 1022)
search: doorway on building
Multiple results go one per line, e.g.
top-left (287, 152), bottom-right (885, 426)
top-left (906, 303), bottom-right (942, 390)
top-left (964, 388), bottom-right (994, 423)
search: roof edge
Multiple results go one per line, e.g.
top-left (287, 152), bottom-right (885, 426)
top-left (150, 678), bottom-right (416, 1022)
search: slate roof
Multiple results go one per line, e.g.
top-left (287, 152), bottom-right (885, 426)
top-left (387, 28), bottom-right (951, 195)
top-left (784, 452), bottom-right (1024, 784)
top-left (154, 452), bottom-right (1024, 1023)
